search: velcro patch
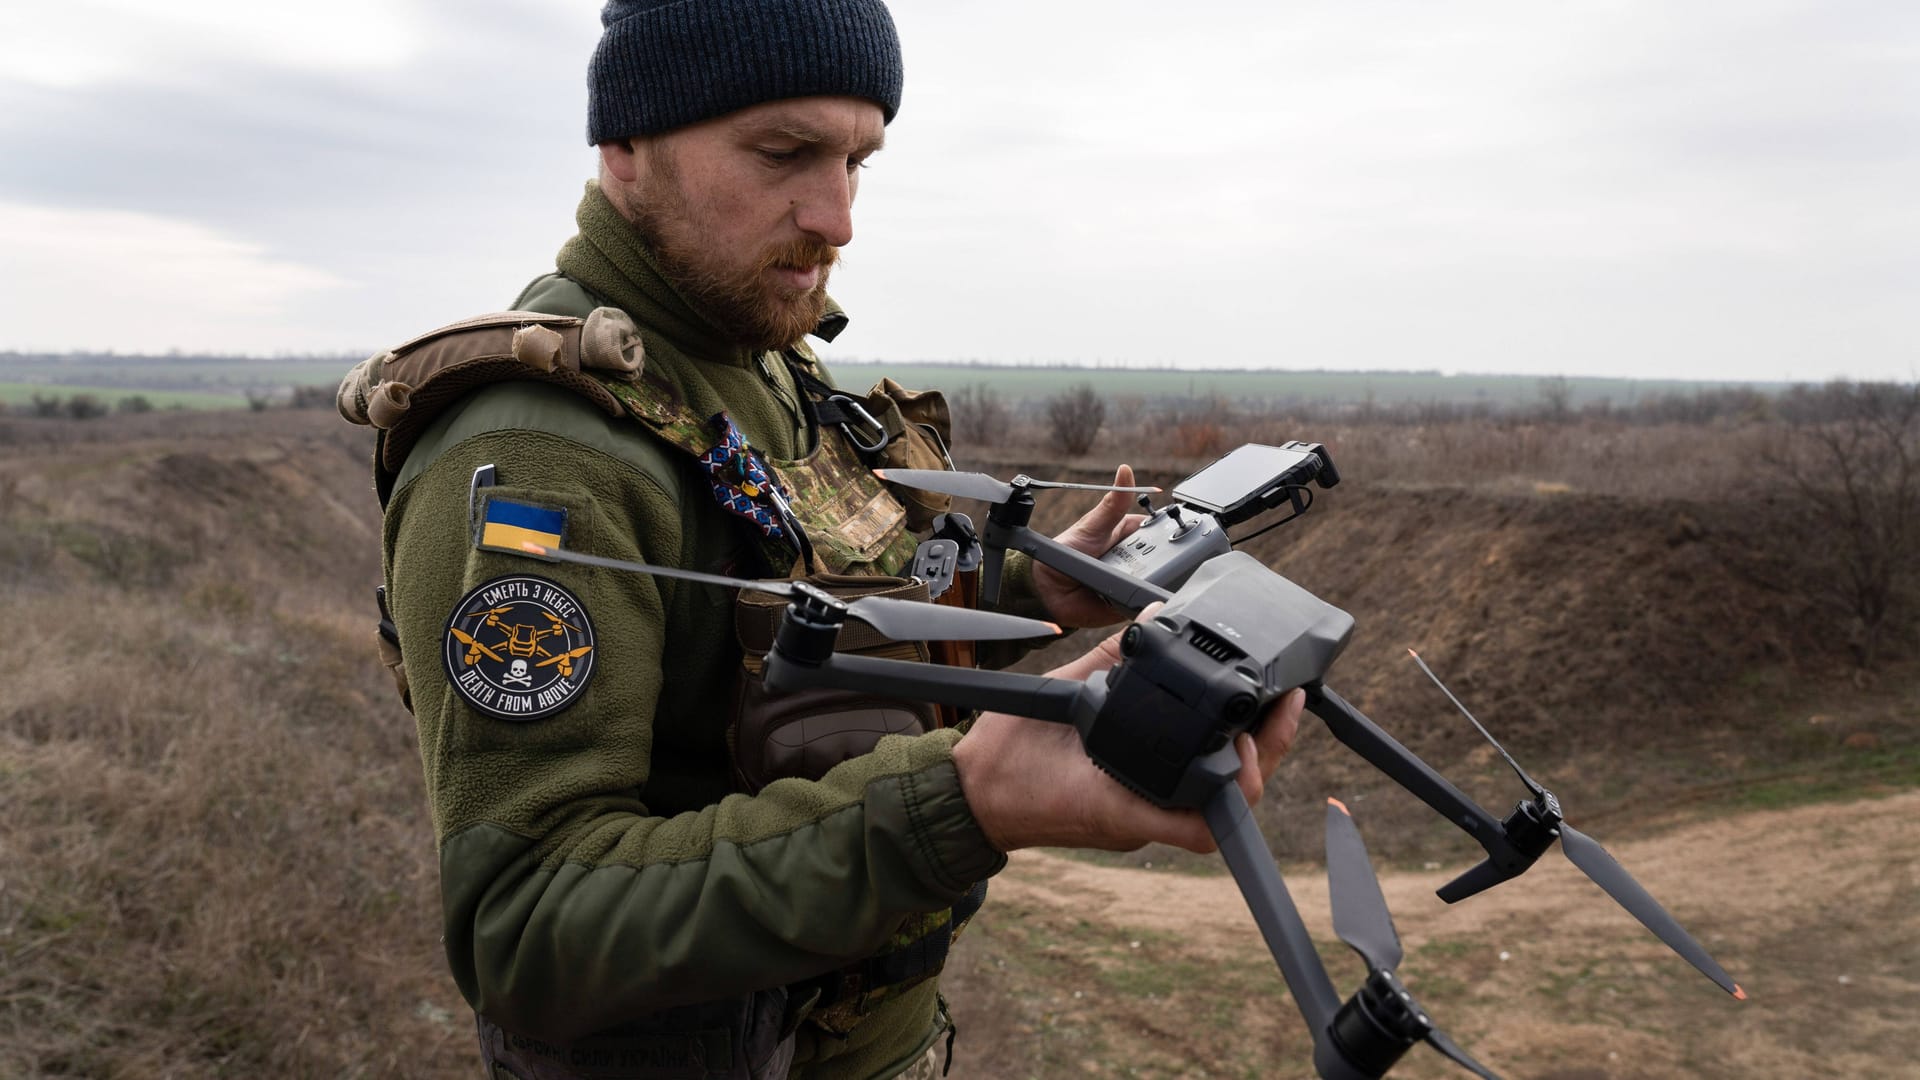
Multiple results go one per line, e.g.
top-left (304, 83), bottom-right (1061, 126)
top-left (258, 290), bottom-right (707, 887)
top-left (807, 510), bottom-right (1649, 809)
top-left (443, 575), bottom-right (595, 721)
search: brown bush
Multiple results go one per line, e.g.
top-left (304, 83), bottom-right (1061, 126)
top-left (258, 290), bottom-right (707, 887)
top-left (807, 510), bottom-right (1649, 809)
top-left (948, 383), bottom-right (1010, 450)
top-left (1172, 420), bottom-right (1226, 458)
top-left (1045, 382), bottom-right (1106, 457)
top-left (1761, 381), bottom-right (1920, 668)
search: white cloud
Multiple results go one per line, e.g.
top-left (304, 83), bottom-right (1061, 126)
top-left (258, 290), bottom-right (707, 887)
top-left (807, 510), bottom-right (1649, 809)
top-left (0, 201), bottom-right (349, 354)
top-left (0, 0), bottom-right (426, 90)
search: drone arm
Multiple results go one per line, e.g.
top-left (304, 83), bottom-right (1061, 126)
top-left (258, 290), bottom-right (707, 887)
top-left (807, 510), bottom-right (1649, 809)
top-left (1306, 685), bottom-right (1514, 862)
top-left (1203, 783), bottom-right (1344, 1040)
top-left (980, 519), bottom-right (1173, 612)
top-left (764, 651), bottom-right (1083, 725)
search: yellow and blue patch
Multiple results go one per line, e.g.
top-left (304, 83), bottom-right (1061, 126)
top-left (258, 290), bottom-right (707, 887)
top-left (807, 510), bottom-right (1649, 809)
top-left (479, 497), bottom-right (567, 553)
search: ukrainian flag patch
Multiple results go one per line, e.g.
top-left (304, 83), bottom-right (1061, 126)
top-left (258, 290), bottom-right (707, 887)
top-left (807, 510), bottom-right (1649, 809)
top-left (479, 497), bottom-right (567, 553)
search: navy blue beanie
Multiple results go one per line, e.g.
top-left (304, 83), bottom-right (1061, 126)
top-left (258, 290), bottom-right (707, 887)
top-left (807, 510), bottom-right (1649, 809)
top-left (587, 0), bottom-right (904, 144)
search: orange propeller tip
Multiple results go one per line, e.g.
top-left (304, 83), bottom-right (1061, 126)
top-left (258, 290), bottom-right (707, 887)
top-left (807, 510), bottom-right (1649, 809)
top-left (1327, 796), bottom-right (1351, 816)
top-left (1044, 622), bottom-right (1063, 634)
top-left (1733, 985), bottom-right (1748, 1001)
top-left (520, 541), bottom-right (548, 554)
top-left (1406, 647), bottom-right (1420, 658)
top-left (873, 468), bottom-right (891, 477)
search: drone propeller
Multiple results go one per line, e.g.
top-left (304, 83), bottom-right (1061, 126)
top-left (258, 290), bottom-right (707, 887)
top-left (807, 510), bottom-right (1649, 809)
top-left (875, 467), bottom-right (1159, 506)
top-left (1407, 650), bottom-right (1746, 1000)
top-left (1325, 798), bottom-right (1501, 1080)
top-left (506, 541), bottom-right (1060, 643)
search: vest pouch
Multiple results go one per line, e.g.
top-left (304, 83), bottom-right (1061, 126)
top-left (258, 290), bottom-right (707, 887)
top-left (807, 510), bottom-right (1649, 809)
top-left (858, 379), bottom-right (955, 532)
top-left (731, 574), bottom-right (939, 794)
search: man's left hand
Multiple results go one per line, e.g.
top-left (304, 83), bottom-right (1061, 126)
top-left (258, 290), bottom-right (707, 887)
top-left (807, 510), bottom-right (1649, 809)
top-left (1032, 463), bottom-right (1147, 628)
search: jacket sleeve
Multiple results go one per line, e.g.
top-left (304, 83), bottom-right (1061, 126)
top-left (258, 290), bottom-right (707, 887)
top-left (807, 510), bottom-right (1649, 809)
top-left (382, 391), bottom-right (1006, 1041)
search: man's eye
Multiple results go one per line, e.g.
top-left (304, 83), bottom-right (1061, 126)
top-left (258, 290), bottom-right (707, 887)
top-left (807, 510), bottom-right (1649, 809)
top-left (758, 148), bottom-right (801, 165)
top-left (847, 156), bottom-right (871, 172)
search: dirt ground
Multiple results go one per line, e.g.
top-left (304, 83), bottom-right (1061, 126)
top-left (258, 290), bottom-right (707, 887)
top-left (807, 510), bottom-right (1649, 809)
top-left (943, 789), bottom-right (1920, 1080)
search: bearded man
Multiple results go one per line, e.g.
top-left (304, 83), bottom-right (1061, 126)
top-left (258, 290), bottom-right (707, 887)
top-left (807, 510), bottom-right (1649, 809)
top-left (360, 2), bottom-right (1303, 1078)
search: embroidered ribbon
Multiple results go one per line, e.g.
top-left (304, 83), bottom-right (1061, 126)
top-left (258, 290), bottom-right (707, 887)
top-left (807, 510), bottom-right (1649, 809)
top-left (698, 412), bottom-right (793, 541)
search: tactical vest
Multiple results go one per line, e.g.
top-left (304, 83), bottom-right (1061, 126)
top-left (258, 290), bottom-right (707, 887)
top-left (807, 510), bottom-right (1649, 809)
top-left (340, 302), bottom-right (982, 1078)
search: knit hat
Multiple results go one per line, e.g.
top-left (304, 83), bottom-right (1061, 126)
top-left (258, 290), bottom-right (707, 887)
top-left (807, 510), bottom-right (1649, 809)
top-left (587, 0), bottom-right (904, 144)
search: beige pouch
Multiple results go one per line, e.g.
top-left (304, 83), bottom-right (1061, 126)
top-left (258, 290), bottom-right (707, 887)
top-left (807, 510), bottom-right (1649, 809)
top-left (859, 379), bottom-right (955, 531)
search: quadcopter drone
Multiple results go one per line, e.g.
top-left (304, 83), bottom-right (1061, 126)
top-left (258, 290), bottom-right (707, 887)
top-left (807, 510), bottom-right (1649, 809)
top-left (483, 440), bottom-right (1743, 1079)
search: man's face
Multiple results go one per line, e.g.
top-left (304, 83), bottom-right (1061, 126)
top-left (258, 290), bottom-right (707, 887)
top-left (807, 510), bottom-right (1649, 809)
top-left (608, 96), bottom-right (886, 350)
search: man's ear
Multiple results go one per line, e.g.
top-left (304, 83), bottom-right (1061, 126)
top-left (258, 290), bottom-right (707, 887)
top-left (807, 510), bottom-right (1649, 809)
top-left (598, 139), bottom-right (640, 184)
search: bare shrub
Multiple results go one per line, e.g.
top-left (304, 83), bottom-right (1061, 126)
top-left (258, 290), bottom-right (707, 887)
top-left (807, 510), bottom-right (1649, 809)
top-left (1762, 380), bottom-right (1920, 668)
top-left (948, 384), bottom-right (1010, 450)
top-left (1173, 421), bottom-right (1227, 459)
top-left (64, 394), bottom-right (108, 420)
top-left (290, 383), bottom-right (337, 409)
top-left (117, 395), bottom-right (154, 415)
top-left (29, 394), bottom-right (62, 418)
top-left (1046, 382), bottom-right (1106, 457)
top-left (1537, 375), bottom-right (1572, 422)
top-left (1152, 396), bottom-right (1237, 461)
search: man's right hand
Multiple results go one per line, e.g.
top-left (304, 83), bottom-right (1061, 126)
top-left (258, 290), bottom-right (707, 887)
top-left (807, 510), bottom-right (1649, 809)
top-left (951, 607), bottom-right (1305, 854)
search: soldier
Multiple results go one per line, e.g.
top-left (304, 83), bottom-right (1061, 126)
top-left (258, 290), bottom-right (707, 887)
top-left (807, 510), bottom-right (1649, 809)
top-left (352, 2), bottom-right (1304, 1077)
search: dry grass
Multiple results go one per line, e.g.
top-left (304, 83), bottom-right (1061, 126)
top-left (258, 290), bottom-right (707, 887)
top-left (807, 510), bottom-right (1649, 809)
top-left (1023, 411), bottom-right (1773, 502)
top-left (0, 412), bottom-right (473, 1078)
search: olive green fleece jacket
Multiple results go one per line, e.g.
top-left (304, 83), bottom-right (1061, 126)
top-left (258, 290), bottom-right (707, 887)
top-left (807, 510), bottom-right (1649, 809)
top-left (380, 186), bottom-right (1024, 1078)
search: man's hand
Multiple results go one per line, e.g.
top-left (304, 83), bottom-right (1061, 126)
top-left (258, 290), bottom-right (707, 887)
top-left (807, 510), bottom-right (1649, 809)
top-left (1031, 463), bottom-right (1148, 628)
top-left (952, 607), bottom-right (1305, 854)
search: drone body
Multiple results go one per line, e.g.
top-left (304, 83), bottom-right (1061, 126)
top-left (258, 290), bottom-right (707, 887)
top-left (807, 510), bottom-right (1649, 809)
top-left (1088, 551), bottom-right (1353, 808)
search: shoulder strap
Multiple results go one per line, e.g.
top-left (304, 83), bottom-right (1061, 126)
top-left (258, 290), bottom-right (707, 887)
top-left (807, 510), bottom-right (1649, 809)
top-left (338, 307), bottom-right (644, 507)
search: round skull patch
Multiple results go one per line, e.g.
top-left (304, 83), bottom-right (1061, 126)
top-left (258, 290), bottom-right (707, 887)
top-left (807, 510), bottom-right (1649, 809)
top-left (442, 575), bottom-right (596, 721)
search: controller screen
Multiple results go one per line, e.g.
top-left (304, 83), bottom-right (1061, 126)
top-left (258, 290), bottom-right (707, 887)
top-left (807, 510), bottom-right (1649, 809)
top-left (1171, 444), bottom-right (1315, 513)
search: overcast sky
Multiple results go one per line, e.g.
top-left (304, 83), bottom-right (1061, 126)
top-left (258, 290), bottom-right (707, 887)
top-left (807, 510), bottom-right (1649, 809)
top-left (2, 0), bottom-right (1914, 382)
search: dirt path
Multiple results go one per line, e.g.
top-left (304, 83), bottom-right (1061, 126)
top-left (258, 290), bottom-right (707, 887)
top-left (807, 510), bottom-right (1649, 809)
top-left (955, 791), bottom-right (1920, 1079)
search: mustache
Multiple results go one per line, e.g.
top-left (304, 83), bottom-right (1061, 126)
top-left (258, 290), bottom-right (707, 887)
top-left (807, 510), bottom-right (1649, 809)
top-left (760, 237), bottom-right (840, 275)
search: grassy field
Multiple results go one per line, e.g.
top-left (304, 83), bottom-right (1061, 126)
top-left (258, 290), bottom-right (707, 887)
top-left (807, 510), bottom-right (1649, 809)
top-left (3, 350), bottom-right (1791, 411)
top-left (829, 361), bottom-right (1787, 408)
top-left (0, 356), bottom-right (349, 400)
top-left (0, 381), bottom-right (248, 409)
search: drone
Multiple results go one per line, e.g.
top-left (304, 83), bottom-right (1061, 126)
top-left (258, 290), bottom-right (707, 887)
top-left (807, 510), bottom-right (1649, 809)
top-left (481, 440), bottom-right (1743, 1079)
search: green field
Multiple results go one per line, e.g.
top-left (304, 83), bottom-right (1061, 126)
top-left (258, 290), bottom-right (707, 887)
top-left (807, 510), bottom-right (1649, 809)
top-left (0, 355), bottom-right (347, 396)
top-left (829, 361), bottom-right (1786, 407)
top-left (2, 349), bottom-right (1792, 412)
top-left (0, 382), bottom-right (247, 410)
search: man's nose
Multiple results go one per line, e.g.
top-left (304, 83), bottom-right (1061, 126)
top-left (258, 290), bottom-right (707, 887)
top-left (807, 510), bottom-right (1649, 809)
top-left (792, 168), bottom-right (855, 247)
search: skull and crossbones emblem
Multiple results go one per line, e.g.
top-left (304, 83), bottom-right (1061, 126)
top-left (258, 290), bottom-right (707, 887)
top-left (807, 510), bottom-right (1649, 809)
top-left (502, 659), bottom-right (533, 687)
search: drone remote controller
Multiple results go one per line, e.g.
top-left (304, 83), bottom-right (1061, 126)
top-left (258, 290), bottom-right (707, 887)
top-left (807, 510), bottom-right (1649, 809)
top-left (1098, 440), bottom-right (1340, 591)
top-left (1098, 503), bottom-right (1230, 590)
